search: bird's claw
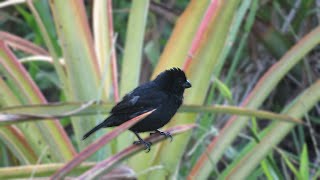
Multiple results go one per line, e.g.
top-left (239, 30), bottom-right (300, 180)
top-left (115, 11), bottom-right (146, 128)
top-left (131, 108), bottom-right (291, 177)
top-left (150, 130), bottom-right (173, 142)
top-left (161, 131), bottom-right (173, 142)
top-left (133, 140), bottom-right (152, 152)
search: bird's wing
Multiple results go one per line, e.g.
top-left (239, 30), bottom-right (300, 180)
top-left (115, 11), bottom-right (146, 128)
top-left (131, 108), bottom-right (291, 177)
top-left (111, 84), bottom-right (165, 115)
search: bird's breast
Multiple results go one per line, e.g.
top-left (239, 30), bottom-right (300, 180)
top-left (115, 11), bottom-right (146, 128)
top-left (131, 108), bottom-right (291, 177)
top-left (157, 94), bottom-right (182, 119)
top-left (128, 93), bottom-right (183, 133)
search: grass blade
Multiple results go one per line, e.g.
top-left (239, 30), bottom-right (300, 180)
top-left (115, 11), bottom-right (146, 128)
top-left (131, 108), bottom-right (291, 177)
top-left (51, 110), bottom-right (155, 179)
top-left (190, 25), bottom-right (320, 179)
top-left (0, 41), bottom-right (76, 162)
top-left (49, 0), bottom-right (102, 150)
top-left (0, 163), bottom-right (94, 179)
top-left (78, 124), bottom-right (196, 180)
top-left (0, 126), bottom-right (37, 164)
top-left (222, 80), bottom-right (320, 179)
top-left (0, 104), bottom-right (302, 125)
top-left (0, 31), bottom-right (48, 55)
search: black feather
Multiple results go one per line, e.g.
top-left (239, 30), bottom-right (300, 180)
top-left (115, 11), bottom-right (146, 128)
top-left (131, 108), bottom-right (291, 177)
top-left (82, 67), bottom-right (191, 151)
top-left (82, 122), bottom-right (104, 140)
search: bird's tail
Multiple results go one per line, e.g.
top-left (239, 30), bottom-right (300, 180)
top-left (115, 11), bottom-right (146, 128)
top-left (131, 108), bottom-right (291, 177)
top-left (82, 122), bottom-right (105, 140)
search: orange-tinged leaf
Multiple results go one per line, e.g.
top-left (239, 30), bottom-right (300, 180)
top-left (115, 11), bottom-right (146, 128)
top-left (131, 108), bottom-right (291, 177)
top-left (51, 110), bottom-right (155, 179)
top-left (78, 124), bottom-right (196, 180)
top-left (0, 31), bottom-right (49, 55)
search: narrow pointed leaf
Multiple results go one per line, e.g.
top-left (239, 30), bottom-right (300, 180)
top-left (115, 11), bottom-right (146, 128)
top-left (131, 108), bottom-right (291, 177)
top-left (0, 104), bottom-right (302, 125)
top-left (51, 110), bottom-right (155, 179)
top-left (0, 163), bottom-right (95, 179)
top-left (190, 25), bottom-right (320, 179)
top-left (299, 144), bottom-right (309, 180)
top-left (0, 31), bottom-right (49, 55)
top-left (149, 1), bottom-right (240, 178)
top-left (0, 41), bottom-right (76, 161)
top-left (0, 126), bottom-right (37, 164)
top-left (219, 80), bottom-right (320, 179)
top-left (49, 0), bottom-right (102, 149)
top-left (78, 124), bottom-right (196, 180)
top-left (0, 103), bottom-right (302, 125)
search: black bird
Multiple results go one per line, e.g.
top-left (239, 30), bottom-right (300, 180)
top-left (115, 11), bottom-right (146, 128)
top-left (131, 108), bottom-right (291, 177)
top-left (82, 67), bottom-right (191, 152)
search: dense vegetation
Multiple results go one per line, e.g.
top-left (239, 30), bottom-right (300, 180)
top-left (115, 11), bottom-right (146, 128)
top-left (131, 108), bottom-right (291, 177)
top-left (0, 0), bottom-right (319, 179)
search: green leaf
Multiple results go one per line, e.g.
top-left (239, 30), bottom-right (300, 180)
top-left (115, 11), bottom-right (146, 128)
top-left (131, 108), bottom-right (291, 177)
top-left (0, 163), bottom-right (94, 179)
top-left (48, 0), bottom-right (103, 151)
top-left (213, 77), bottom-right (232, 102)
top-left (51, 110), bottom-right (155, 179)
top-left (118, 0), bottom-right (150, 154)
top-left (280, 150), bottom-right (301, 179)
top-left (0, 41), bottom-right (75, 162)
top-left (218, 80), bottom-right (320, 179)
top-left (78, 125), bottom-right (195, 180)
top-left (0, 104), bottom-right (302, 125)
top-left (299, 144), bottom-right (309, 180)
top-left (191, 24), bottom-right (320, 179)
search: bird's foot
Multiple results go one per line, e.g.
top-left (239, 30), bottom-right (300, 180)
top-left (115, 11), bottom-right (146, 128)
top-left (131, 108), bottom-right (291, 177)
top-left (150, 130), bottom-right (173, 142)
top-left (133, 140), bottom-right (152, 152)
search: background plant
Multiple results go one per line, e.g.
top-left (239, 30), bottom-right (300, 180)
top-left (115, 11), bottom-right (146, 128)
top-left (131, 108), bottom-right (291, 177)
top-left (0, 0), bottom-right (319, 179)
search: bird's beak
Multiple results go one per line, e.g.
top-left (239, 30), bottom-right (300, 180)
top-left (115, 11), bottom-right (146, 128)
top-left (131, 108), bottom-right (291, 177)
top-left (183, 80), bottom-right (192, 88)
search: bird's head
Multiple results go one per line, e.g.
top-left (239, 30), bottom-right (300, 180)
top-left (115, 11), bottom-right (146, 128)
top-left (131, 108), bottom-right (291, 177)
top-left (154, 67), bottom-right (191, 95)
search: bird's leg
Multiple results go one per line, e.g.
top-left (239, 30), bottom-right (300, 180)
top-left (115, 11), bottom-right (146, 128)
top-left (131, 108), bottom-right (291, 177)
top-left (150, 129), bottom-right (173, 142)
top-left (133, 132), bottom-right (152, 152)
